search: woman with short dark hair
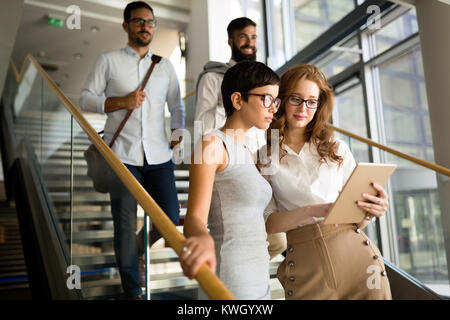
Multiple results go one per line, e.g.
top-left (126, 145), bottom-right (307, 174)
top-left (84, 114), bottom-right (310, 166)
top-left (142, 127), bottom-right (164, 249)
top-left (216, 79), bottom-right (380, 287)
top-left (179, 61), bottom-right (280, 299)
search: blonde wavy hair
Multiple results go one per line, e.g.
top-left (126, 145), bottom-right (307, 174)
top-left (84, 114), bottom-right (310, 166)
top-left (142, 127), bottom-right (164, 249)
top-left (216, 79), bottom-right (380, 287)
top-left (259, 64), bottom-right (342, 170)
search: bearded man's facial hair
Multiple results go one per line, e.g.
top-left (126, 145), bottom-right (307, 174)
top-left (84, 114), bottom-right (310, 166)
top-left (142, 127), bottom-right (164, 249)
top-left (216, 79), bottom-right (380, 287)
top-left (232, 41), bottom-right (257, 62)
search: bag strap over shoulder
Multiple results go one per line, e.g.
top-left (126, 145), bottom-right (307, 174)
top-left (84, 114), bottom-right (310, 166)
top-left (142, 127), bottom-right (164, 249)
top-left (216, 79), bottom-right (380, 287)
top-left (108, 54), bottom-right (162, 148)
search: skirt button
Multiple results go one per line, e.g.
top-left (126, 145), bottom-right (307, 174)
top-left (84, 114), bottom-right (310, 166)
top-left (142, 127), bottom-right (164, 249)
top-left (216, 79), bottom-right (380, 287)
top-left (287, 290), bottom-right (293, 297)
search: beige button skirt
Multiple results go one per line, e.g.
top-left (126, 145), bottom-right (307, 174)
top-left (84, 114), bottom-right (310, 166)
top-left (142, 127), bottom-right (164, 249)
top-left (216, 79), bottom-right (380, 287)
top-left (277, 222), bottom-right (392, 300)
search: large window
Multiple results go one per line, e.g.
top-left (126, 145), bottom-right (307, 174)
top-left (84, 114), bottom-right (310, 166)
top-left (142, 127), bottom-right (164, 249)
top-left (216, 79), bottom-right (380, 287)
top-left (379, 47), bottom-right (434, 163)
top-left (367, 8), bottom-right (448, 293)
top-left (313, 34), bottom-right (361, 79)
top-left (266, 0), bottom-right (356, 69)
top-left (333, 80), bottom-right (370, 163)
top-left (239, 0), bottom-right (268, 63)
top-left (374, 8), bottom-right (418, 55)
top-left (293, 0), bottom-right (355, 52)
top-left (266, 0), bottom-right (287, 67)
top-left (376, 45), bottom-right (447, 287)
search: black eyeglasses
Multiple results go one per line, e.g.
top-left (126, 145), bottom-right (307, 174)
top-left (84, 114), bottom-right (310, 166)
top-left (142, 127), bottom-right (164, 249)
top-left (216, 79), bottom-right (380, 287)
top-left (245, 93), bottom-right (281, 110)
top-left (128, 18), bottom-right (157, 27)
top-left (287, 94), bottom-right (320, 109)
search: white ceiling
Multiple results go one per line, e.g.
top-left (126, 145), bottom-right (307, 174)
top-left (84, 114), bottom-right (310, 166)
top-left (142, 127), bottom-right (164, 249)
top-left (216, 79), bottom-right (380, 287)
top-left (11, 0), bottom-right (191, 104)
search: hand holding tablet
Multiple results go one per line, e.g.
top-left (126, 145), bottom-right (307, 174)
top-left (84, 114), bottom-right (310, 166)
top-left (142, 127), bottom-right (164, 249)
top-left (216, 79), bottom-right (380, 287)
top-left (323, 163), bottom-right (397, 225)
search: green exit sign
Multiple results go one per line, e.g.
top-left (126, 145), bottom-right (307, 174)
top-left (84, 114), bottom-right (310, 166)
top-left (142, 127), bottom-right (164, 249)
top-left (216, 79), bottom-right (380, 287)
top-left (48, 17), bottom-right (65, 28)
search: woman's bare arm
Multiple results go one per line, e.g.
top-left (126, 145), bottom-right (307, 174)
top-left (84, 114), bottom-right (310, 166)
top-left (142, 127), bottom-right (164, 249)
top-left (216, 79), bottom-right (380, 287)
top-left (266, 203), bottom-right (331, 234)
top-left (179, 136), bottom-right (227, 279)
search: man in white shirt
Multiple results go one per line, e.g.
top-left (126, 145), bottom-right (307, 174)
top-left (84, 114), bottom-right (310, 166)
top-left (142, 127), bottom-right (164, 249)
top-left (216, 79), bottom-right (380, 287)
top-left (80, 1), bottom-right (184, 299)
top-left (194, 17), bottom-right (266, 153)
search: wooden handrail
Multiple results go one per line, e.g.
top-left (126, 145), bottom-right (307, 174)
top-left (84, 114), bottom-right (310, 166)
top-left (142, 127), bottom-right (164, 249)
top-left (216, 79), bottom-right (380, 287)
top-left (10, 54), bottom-right (235, 300)
top-left (330, 124), bottom-right (450, 177)
top-left (10, 57), bottom-right (29, 83)
top-left (182, 89), bottom-right (196, 101)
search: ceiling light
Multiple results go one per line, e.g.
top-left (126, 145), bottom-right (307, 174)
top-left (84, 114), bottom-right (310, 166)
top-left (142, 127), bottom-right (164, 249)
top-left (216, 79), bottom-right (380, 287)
top-left (90, 26), bottom-right (99, 33)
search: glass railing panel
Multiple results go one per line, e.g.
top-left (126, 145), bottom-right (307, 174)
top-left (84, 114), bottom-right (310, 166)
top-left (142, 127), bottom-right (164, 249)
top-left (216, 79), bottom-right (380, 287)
top-left (71, 117), bottom-right (123, 293)
top-left (334, 80), bottom-right (371, 161)
top-left (8, 61), bottom-right (73, 269)
top-left (40, 77), bottom-right (74, 257)
top-left (11, 62), bottom-right (44, 160)
top-left (5, 59), bottom-right (233, 300)
top-left (384, 150), bottom-right (449, 296)
top-left (3, 66), bottom-right (20, 117)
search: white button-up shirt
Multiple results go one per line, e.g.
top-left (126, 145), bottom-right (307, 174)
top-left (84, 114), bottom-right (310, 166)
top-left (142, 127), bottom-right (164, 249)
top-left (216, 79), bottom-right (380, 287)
top-left (80, 45), bottom-right (185, 166)
top-left (194, 59), bottom-right (267, 154)
top-left (264, 139), bottom-right (356, 220)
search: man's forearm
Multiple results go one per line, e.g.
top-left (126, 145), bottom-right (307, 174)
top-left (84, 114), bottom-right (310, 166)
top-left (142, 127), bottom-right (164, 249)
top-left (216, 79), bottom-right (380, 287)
top-left (104, 97), bottom-right (126, 113)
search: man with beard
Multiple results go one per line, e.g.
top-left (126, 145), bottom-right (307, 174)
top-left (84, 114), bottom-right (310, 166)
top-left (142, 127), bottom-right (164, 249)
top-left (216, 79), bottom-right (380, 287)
top-left (80, 1), bottom-right (184, 299)
top-left (194, 17), bottom-right (265, 153)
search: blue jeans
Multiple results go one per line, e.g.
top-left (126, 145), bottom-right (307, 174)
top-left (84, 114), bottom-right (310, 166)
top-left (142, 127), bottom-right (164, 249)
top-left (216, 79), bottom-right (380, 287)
top-left (109, 159), bottom-right (179, 298)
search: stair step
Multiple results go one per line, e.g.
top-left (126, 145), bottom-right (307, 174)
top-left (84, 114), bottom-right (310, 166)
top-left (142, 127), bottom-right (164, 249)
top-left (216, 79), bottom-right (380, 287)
top-left (0, 265), bottom-right (27, 273)
top-left (81, 273), bottom-right (198, 299)
top-left (46, 180), bottom-right (189, 192)
top-left (14, 134), bottom-right (90, 147)
top-left (0, 282), bottom-right (29, 291)
top-left (269, 278), bottom-right (284, 300)
top-left (175, 170), bottom-right (189, 179)
top-left (0, 271), bottom-right (27, 278)
top-left (73, 247), bottom-right (181, 269)
top-left (50, 192), bottom-right (188, 206)
top-left (59, 211), bottom-right (112, 222)
top-left (71, 230), bottom-right (114, 243)
top-left (0, 259), bottom-right (26, 267)
top-left (41, 168), bottom-right (189, 183)
top-left (0, 248), bottom-right (24, 256)
top-left (59, 207), bottom-right (186, 223)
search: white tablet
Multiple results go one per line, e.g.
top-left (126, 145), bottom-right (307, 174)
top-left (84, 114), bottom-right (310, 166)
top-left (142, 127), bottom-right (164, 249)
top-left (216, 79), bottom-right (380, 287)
top-left (323, 163), bottom-right (397, 225)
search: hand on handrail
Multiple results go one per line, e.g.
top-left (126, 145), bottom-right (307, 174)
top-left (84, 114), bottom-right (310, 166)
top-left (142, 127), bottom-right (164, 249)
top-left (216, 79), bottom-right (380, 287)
top-left (179, 233), bottom-right (217, 279)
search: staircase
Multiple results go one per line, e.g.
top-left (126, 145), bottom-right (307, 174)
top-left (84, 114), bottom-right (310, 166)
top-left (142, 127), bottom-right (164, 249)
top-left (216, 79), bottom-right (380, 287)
top-left (0, 201), bottom-right (31, 299)
top-left (12, 113), bottom-right (284, 300)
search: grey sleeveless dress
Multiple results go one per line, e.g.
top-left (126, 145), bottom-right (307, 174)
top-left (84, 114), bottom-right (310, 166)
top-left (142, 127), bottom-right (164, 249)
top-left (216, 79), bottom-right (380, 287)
top-left (208, 130), bottom-right (272, 300)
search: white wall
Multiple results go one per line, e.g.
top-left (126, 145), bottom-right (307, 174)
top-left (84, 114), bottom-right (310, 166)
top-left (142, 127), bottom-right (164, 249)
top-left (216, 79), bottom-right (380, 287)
top-left (207, 0), bottom-right (244, 63)
top-left (0, 0), bottom-right (25, 97)
top-left (415, 0), bottom-right (450, 280)
top-left (185, 0), bottom-right (210, 82)
top-left (186, 0), bottom-right (265, 81)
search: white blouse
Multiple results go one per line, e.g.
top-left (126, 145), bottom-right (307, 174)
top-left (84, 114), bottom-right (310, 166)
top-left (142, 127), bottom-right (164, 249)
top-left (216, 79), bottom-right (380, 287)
top-left (264, 138), bottom-right (356, 220)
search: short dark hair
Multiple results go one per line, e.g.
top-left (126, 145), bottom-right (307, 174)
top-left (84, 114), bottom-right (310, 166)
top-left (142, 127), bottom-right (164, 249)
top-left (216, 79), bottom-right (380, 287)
top-left (221, 61), bottom-right (280, 117)
top-left (124, 1), bottom-right (154, 22)
top-left (227, 17), bottom-right (256, 38)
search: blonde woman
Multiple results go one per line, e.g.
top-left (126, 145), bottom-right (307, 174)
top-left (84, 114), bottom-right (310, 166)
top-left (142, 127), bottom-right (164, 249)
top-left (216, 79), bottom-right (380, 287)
top-left (261, 64), bottom-right (392, 299)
